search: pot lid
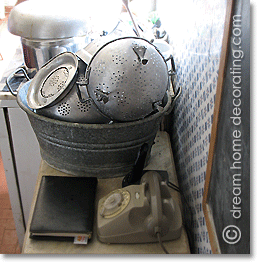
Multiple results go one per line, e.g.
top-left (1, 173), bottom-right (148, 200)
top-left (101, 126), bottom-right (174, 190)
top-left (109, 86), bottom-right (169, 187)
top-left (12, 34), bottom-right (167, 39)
top-left (8, 0), bottom-right (122, 40)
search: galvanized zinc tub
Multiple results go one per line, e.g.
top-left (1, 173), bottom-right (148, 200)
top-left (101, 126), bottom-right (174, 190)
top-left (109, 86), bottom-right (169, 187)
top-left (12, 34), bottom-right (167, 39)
top-left (17, 81), bottom-right (173, 178)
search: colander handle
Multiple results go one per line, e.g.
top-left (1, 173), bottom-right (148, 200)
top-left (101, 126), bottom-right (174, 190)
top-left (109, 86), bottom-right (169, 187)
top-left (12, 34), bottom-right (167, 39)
top-left (75, 83), bottom-right (88, 103)
top-left (165, 87), bottom-right (181, 115)
top-left (6, 67), bottom-right (30, 97)
top-left (166, 54), bottom-right (176, 74)
top-left (166, 54), bottom-right (179, 103)
top-left (76, 49), bottom-right (93, 65)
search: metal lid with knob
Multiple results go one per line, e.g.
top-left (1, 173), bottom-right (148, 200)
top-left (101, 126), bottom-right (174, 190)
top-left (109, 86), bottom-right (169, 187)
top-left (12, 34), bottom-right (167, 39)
top-left (8, 0), bottom-right (122, 40)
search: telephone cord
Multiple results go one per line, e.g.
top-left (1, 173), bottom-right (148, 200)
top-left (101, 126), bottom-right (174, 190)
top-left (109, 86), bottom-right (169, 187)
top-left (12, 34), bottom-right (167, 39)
top-left (156, 232), bottom-right (169, 254)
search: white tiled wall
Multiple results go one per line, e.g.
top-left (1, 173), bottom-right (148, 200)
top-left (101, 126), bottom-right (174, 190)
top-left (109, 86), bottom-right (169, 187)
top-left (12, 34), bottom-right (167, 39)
top-left (157, 0), bottom-right (227, 253)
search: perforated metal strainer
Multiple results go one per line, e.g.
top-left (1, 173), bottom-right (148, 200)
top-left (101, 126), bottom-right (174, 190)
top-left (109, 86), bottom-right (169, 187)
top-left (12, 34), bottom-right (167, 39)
top-left (85, 37), bottom-right (170, 122)
top-left (27, 53), bottom-right (111, 123)
top-left (27, 52), bottom-right (78, 109)
top-left (36, 60), bottom-right (111, 123)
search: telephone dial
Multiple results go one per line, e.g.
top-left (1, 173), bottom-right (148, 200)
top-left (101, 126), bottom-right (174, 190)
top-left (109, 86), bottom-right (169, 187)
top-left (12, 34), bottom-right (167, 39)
top-left (97, 171), bottom-right (182, 244)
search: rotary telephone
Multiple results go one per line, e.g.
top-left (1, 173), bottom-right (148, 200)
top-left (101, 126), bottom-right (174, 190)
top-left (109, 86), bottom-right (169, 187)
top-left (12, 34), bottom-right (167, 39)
top-left (97, 171), bottom-right (182, 244)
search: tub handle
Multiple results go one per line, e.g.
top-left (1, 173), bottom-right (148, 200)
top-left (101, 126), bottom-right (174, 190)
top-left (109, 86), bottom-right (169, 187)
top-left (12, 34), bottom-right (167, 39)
top-left (6, 67), bottom-right (30, 97)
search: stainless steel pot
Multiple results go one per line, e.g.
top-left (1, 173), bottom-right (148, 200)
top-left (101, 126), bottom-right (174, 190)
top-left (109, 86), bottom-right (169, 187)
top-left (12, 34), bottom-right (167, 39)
top-left (8, 1), bottom-right (90, 75)
top-left (7, 0), bottom-right (122, 74)
top-left (20, 37), bottom-right (89, 75)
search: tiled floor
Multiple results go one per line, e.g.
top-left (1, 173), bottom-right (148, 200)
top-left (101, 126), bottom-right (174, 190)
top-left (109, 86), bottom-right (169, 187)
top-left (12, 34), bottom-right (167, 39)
top-left (0, 152), bottom-right (21, 254)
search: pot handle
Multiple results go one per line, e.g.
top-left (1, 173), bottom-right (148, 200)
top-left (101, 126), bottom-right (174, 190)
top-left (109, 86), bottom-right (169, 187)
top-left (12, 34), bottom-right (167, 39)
top-left (6, 67), bottom-right (30, 97)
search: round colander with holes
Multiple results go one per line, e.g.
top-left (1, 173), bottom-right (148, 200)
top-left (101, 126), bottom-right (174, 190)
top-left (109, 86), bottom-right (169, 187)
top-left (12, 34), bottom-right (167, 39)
top-left (85, 37), bottom-right (170, 122)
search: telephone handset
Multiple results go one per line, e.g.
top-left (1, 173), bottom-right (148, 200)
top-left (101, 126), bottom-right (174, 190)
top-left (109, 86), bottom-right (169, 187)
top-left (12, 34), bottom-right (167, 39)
top-left (142, 171), bottom-right (163, 237)
top-left (97, 171), bottom-right (182, 244)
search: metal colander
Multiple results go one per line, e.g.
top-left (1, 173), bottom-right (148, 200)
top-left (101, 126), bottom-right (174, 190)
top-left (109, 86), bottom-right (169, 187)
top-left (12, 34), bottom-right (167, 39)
top-left (85, 37), bottom-right (170, 122)
top-left (27, 52), bottom-right (78, 109)
top-left (30, 56), bottom-right (111, 123)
